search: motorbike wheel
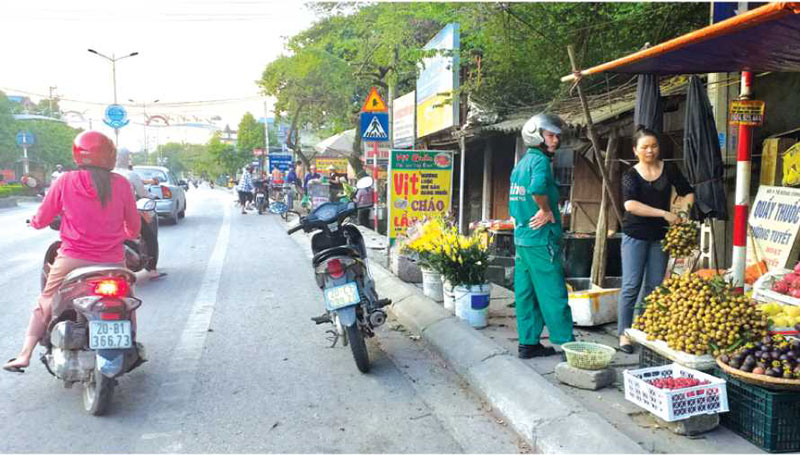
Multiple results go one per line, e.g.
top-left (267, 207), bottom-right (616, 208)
top-left (82, 370), bottom-right (115, 416)
top-left (345, 323), bottom-right (370, 373)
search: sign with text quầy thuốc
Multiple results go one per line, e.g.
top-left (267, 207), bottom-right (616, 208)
top-left (389, 150), bottom-right (454, 240)
top-left (746, 185), bottom-right (800, 270)
top-left (360, 112), bottom-right (389, 141)
top-left (729, 100), bottom-right (765, 126)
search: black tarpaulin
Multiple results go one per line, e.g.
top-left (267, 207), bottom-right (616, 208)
top-left (633, 74), bottom-right (663, 134)
top-left (683, 75), bottom-right (728, 221)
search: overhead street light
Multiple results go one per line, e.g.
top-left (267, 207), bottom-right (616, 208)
top-left (87, 48), bottom-right (139, 145)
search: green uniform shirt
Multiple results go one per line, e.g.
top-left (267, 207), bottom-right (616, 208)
top-left (509, 147), bottom-right (562, 247)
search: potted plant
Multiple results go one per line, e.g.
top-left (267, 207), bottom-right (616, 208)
top-left (401, 218), bottom-right (449, 302)
top-left (440, 231), bottom-right (491, 328)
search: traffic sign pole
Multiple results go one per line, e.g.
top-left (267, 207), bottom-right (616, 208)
top-left (22, 145), bottom-right (29, 174)
top-left (373, 142), bottom-right (379, 231)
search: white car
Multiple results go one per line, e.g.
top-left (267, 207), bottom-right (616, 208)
top-left (132, 166), bottom-right (188, 224)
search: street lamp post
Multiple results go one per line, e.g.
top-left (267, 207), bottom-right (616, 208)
top-left (87, 49), bottom-right (139, 145)
top-left (129, 98), bottom-right (159, 162)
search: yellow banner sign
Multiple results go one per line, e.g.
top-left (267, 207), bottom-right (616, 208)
top-left (389, 150), bottom-right (454, 239)
top-left (314, 157), bottom-right (349, 174)
top-left (730, 100), bottom-right (765, 126)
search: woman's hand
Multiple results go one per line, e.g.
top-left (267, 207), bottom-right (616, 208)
top-left (662, 210), bottom-right (680, 225)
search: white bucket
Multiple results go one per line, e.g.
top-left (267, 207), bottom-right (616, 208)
top-left (443, 280), bottom-right (455, 313)
top-left (421, 268), bottom-right (444, 302)
top-left (454, 283), bottom-right (491, 328)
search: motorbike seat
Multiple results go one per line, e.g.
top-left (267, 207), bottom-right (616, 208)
top-left (312, 245), bottom-right (362, 267)
top-left (63, 265), bottom-right (137, 286)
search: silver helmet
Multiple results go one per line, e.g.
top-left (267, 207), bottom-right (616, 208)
top-left (521, 113), bottom-right (564, 148)
top-left (115, 147), bottom-right (132, 169)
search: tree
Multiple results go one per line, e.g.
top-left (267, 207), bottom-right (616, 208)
top-left (237, 112), bottom-right (265, 155)
top-left (207, 133), bottom-right (247, 176)
top-left (0, 92), bottom-right (18, 168)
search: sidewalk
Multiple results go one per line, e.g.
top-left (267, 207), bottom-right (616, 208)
top-left (352, 226), bottom-right (764, 454)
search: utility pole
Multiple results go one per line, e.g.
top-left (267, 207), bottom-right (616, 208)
top-left (264, 100), bottom-right (270, 172)
top-left (48, 85), bottom-right (57, 117)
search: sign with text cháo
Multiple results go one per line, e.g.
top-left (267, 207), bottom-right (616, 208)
top-left (389, 150), bottom-right (453, 240)
top-left (747, 185), bottom-right (800, 270)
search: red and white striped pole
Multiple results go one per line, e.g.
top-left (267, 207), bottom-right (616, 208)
top-left (731, 71), bottom-right (754, 291)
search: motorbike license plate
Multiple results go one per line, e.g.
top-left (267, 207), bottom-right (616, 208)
top-left (324, 282), bottom-right (360, 310)
top-left (89, 321), bottom-right (133, 350)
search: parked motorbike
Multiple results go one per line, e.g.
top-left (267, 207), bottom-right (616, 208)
top-left (253, 179), bottom-right (268, 215)
top-left (35, 222), bottom-right (145, 415)
top-left (287, 176), bottom-right (390, 373)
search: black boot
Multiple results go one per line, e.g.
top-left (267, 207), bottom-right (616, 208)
top-left (518, 343), bottom-right (557, 359)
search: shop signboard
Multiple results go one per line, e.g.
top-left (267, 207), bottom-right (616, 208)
top-left (363, 141), bottom-right (390, 159)
top-left (747, 185), bottom-right (800, 270)
top-left (315, 156), bottom-right (349, 175)
top-left (416, 24), bottom-right (460, 138)
top-left (388, 150), bottom-right (454, 240)
top-left (268, 152), bottom-right (292, 172)
top-left (393, 91), bottom-right (415, 149)
top-left (729, 100), bottom-right (765, 126)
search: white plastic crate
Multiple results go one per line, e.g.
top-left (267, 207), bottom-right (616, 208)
top-left (753, 269), bottom-right (800, 306)
top-left (623, 363), bottom-right (729, 422)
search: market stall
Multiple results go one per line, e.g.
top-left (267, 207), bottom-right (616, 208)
top-left (558, 3), bottom-right (800, 451)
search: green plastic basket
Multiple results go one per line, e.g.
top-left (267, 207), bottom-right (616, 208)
top-left (714, 368), bottom-right (800, 453)
top-left (562, 342), bottom-right (616, 370)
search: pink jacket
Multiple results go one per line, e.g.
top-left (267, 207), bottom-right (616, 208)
top-left (31, 170), bottom-right (140, 263)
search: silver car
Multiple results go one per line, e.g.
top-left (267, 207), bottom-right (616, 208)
top-left (132, 165), bottom-right (187, 224)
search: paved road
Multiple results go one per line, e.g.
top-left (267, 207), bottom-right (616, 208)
top-left (0, 186), bottom-right (524, 453)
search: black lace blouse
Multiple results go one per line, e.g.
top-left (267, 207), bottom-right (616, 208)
top-left (621, 162), bottom-right (693, 241)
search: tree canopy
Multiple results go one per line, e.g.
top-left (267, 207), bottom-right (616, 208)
top-left (258, 2), bottom-right (709, 146)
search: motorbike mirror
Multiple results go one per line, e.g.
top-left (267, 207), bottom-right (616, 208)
top-left (356, 176), bottom-right (374, 190)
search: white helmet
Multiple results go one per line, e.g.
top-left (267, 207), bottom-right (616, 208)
top-left (521, 113), bottom-right (564, 148)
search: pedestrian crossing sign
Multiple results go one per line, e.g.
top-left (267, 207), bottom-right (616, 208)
top-left (361, 87), bottom-right (388, 113)
top-left (361, 112), bottom-right (389, 142)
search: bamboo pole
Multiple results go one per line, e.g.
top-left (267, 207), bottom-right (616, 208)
top-left (590, 132), bottom-right (618, 286)
top-left (567, 45), bottom-right (624, 227)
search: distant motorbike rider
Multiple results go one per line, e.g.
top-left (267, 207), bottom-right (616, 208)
top-left (113, 148), bottom-right (165, 280)
top-left (3, 131), bottom-right (141, 373)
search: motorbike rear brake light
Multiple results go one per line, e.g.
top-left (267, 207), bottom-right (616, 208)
top-left (327, 259), bottom-right (345, 279)
top-left (91, 278), bottom-right (129, 298)
top-left (161, 185), bottom-right (173, 199)
top-left (100, 312), bottom-right (122, 320)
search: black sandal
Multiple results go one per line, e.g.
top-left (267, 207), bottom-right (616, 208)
top-left (3, 358), bottom-right (26, 374)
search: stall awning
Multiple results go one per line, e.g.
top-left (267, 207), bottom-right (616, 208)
top-left (562, 2), bottom-right (800, 81)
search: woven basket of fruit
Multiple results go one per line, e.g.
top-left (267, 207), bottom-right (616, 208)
top-left (716, 335), bottom-right (800, 391)
top-left (562, 342), bottom-right (616, 370)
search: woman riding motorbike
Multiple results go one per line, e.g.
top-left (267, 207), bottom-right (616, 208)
top-left (3, 131), bottom-right (141, 373)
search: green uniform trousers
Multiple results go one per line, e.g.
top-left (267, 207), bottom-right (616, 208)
top-left (514, 244), bottom-right (575, 345)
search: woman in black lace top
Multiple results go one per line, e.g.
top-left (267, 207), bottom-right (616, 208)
top-left (618, 128), bottom-right (694, 353)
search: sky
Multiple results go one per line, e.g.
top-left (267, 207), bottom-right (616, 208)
top-left (0, 0), bottom-right (316, 151)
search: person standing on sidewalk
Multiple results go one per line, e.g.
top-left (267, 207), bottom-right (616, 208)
top-left (617, 128), bottom-right (694, 353)
top-left (509, 113), bottom-right (574, 359)
top-left (236, 165), bottom-right (255, 214)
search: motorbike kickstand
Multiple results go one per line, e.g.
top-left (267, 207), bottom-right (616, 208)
top-left (325, 329), bottom-right (340, 348)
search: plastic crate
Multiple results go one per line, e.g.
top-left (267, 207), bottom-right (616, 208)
top-left (624, 364), bottom-right (729, 422)
top-left (714, 368), bottom-right (800, 453)
top-left (639, 345), bottom-right (672, 368)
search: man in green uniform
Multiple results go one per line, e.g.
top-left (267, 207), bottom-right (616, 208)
top-left (509, 113), bottom-right (575, 358)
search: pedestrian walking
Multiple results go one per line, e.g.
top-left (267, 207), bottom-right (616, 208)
top-left (617, 127), bottom-right (695, 353)
top-left (509, 113), bottom-right (574, 359)
top-left (237, 165), bottom-right (255, 214)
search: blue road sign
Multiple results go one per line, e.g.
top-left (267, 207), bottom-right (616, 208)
top-left (15, 131), bottom-right (35, 147)
top-left (360, 112), bottom-right (389, 142)
top-left (269, 153), bottom-right (293, 172)
top-left (103, 104), bottom-right (130, 129)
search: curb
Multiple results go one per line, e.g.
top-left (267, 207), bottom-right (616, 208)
top-left (372, 262), bottom-right (644, 454)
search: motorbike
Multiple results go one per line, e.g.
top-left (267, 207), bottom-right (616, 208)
top-left (253, 179), bottom-right (268, 215)
top-left (287, 176), bottom-right (390, 373)
top-left (35, 224), bottom-right (145, 415)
